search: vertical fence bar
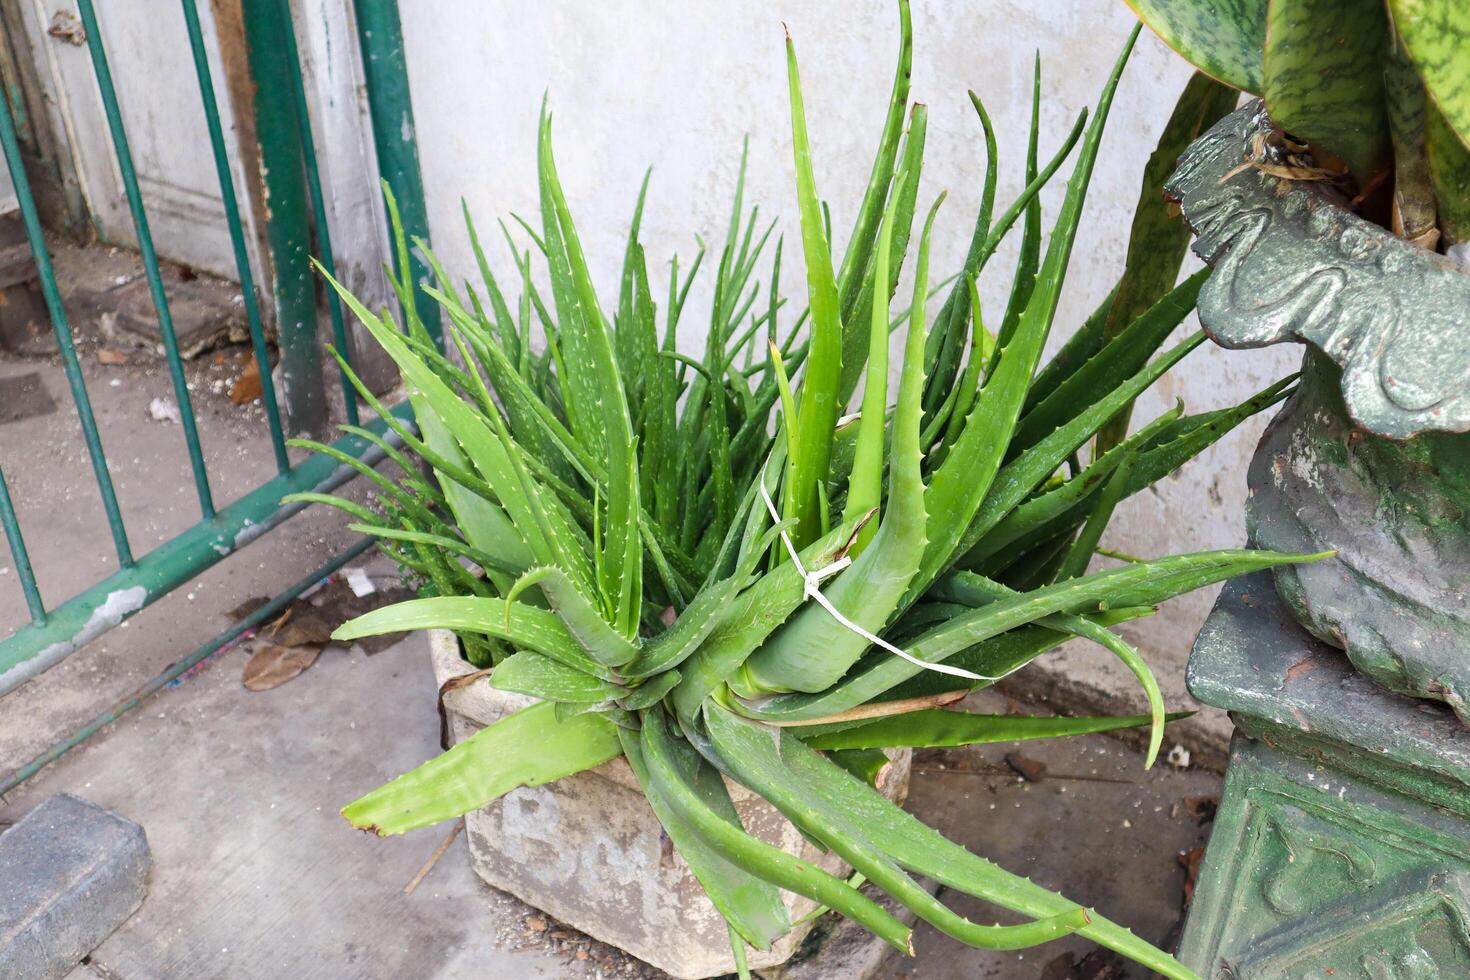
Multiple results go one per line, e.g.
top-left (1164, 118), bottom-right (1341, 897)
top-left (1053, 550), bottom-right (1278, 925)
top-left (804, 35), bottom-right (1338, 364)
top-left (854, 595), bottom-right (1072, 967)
top-left (278, 0), bottom-right (359, 427)
top-left (0, 89), bottom-right (132, 566)
top-left (0, 464), bottom-right (44, 622)
top-left (240, 0), bottom-right (326, 436)
top-left (74, 0), bottom-right (216, 520)
top-left (179, 0), bottom-right (290, 474)
top-left (352, 0), bottom-right (440, 345)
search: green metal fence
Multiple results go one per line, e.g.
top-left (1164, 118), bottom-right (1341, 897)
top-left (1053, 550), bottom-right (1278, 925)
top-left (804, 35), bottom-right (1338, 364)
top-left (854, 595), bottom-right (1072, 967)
top-left (0, 0), bottom-right (432, 788)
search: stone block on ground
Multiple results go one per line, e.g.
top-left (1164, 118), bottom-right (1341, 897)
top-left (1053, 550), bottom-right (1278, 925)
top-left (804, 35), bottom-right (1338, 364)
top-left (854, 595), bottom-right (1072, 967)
top-left (0, 793), bottom-right (151, 980)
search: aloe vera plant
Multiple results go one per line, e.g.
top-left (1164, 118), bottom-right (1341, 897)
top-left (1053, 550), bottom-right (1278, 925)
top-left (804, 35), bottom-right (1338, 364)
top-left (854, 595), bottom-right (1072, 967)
top-left (1125, 0), bottom-right (1470, 249)
top-left (294, 9), bottom-right (1323, 976)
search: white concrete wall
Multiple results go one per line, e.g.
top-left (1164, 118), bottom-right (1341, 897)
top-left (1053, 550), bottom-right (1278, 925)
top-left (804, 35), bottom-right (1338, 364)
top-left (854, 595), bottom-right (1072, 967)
top-left (392, 2), bottom-right (1300, 677)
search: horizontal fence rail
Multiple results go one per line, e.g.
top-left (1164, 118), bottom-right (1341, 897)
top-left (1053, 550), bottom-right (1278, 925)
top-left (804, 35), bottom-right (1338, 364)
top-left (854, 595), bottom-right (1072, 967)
top-left (0, 0), bottom-right (431, 722)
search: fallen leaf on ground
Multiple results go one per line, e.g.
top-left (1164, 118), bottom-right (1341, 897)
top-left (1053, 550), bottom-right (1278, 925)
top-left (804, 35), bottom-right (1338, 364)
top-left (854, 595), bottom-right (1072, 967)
top-left (1178, 845), bottom-right (1205, 906)
top-left (1004, 752), bottom-right (1047, 783)
top-left (230, 358), bottom-right (262, 404)
top-left (96, 348), bottom-right (129, 365)
top-left (242, 642), bottom-right (323, 691)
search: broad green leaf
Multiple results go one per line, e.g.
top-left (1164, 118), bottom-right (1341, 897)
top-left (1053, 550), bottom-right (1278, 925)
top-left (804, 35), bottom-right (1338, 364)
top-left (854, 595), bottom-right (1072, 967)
top-left (342, 701), bottom-right (620, 836)
top-left (800, 708), bottom-right (1189, 751)
top-left (1427, 101), bottom-right (1470, 245)
top-left (1390, 0), bottom-right (1470, 150)
top-left (1125, 0), bottom-right (1267, 92)
top-left (1264, 0), bottom-right (1391, 185)
top-left (1384, 38), bottom-right (1438, 245)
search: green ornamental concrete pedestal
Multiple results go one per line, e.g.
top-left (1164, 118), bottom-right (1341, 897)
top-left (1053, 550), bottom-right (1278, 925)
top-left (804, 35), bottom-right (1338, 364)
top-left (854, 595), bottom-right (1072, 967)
top-left (1177, 574), bottom-right (1470, 978)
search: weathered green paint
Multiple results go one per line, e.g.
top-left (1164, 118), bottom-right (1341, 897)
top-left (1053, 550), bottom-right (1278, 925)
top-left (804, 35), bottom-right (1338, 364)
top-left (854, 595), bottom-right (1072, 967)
top-left (0, 405), bottom-right (412, 696)
top-left (76, 0), bottom-right (217, 519)
top-left (0, 463), bottom-right (43, 622)
top-left (241, 0), bottom-right (326, 435)
top-left (352, 0), bottom-right (441, 344)
top-left (179, 0), bottom-right (290, 472)
top-left (1180, 576), bottom-right (1470, 976)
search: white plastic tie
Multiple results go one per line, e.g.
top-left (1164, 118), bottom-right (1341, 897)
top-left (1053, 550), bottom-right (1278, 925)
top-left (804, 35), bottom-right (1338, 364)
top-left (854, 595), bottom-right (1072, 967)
top-left (758, 464), bottom-right (1008, 683)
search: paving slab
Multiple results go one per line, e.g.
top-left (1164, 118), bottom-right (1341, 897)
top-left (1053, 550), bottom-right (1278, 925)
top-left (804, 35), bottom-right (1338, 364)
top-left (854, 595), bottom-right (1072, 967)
top-left (0, 793), bottom-right (149, 980)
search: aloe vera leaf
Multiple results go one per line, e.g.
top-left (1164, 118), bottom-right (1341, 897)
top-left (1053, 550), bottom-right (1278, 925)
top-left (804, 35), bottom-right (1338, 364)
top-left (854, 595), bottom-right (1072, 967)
top-left (1011, 240), bottom-right (1205, 461)
top-left (826, 748), bottom-right (892, 787)
top-left (342, 700), bottom-right (621, 836)
top-left (1125, 0), bottom-right (1266, 92)
top-left (956, 331), bottom-right (1205, 564)
top-left (992, 57), bottom-right (1044, 360)
top-left (507, 565), bottom-right (641, 668)
top-left (1390, 0), bottom-right (1470, 151)
top-left (935, 277), bottom-right (994, 459)
top-left (782, 29), bottom-right (844, 552)
top-left (921, 92), bottom-right (996, 425)
top-left (537, 114), bottom-right (643, 635)
top-left (1024, 288), bottom-right (1115, 413)
top-left (331, 594), bottom-right (608, 677)
top-left (740, 199), bottom-right (942, 696)
top-left (1057, 452), bottom-right (1136, 582)
top-left (1096, 72), bottom-right (1237, 453)
top-left (671, 519), bottom-right (859, 726)
top-left (835, 0), bottom-right (912, 328)
top-left (800, 709), bottom-right (1189, 751)
top-left (913, 33), bottom-right (1140, 594)
top-left (843, 103), bottom-right (929, 407)
top-left (741, 548), bottom-right (1319, 723)
top-left (616, 170), bottom-right (654, 409)
top-left (967, 404), bottom-right (1182, 567)
top-left (741, 707), bottom-right (1198, 978)
top-left (703, 705), bottom-right (1090, 951)
top-left (491, 651), bottom-right (625, 703)
top-left (463, 202), bottom-right (521, 363)
top-left (1264, 0), bottom-right (1391, 186)
top-left (345, 523), bottom-right (525, 578)
top-left (618, 725), bottom-right (792, 952)
top-left (842, 183), bottom-right (902, 552)
top-left (286, 436), bottom-right (437, 524)
top-left (636, 710), bottom-right (908, 952)
top-left (619, 670), bottom-right (683, 711)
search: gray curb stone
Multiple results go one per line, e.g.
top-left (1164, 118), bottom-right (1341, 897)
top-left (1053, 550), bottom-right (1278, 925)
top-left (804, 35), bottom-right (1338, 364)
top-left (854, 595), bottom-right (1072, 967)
top-left (0, 793), bottom-right (151, 980)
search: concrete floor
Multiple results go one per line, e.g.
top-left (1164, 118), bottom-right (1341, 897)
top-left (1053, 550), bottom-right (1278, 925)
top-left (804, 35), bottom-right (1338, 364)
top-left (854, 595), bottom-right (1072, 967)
top-left (1, 240), bottom-right (1224, 978)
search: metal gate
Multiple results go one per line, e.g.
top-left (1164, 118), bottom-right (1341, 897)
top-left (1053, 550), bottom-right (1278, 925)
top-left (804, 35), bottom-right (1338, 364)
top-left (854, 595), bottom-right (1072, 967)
top-left (0, 0), bottom-right (434, 789)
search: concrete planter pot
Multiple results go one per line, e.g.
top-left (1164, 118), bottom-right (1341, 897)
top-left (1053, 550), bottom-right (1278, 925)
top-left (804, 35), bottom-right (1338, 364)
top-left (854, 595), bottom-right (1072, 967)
top-left (428, 629), bottom-right (912, 979)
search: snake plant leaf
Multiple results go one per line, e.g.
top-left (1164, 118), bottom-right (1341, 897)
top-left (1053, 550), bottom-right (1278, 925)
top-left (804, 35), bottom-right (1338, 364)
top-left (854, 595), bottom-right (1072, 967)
top-left (342, 700), bottom-right (621, 836)
top-left (1097, 71), bottom-right (1237, 452)
top-left (1389, 0), bottom-right (1470, 150)
top-left (1124, 0), bottom-right (1267, 92)
top-left (1384, 38), bottom-right (1439, 246)
top-left (740, 548), bottom-right (1320, 723)
top-left (703, 704), bottom-right (1092, 950)
top-left (1263, 0), bottom-right (1392, 186)
top-left (744, 706), bottom-right (1197, 978)
top-left (637, 710), bottom-right (912, 952)
top-left (800, 709), bottom-right (1189, 751)
top-left (332, 595), bottom-right (609, 679)
top-left (739, 199), bottom-right (941, 696)
top-left (783, 30), bottom-right (844, 552)
top-left (490, 651), bottom-right (625, 703)
top-left (1426, 102), bottom-right (1470, 246)
top-left (619, 724), bottom-right (792, 952)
